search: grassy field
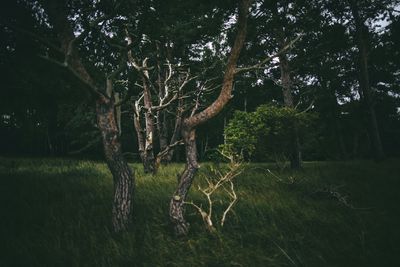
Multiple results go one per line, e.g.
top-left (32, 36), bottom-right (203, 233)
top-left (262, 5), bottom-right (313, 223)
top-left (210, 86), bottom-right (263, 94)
top-left (0, 157), bottom-right (399, 266)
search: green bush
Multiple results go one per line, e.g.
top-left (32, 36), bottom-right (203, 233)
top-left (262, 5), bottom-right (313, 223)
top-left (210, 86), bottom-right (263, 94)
top-left (221, 104), bottom-right (317, 162)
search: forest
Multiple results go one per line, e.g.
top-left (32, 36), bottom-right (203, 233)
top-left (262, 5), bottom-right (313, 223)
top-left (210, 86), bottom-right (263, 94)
top-left (1, 0), bottom-right (400, 266)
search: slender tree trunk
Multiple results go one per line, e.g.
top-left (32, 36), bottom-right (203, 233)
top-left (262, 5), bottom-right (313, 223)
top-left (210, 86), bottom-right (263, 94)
top-left (157, 111), bottom-right (169, 160)
top-left (279, 53), bottom-right (301, 169)
top-left (164, 101), bottom-right (183, 162)
top-left (142, 78), bottom-right (156, 173)
top-left (156, 98), bottom-right (183, 165)
top-left (169, 125), bottom-right (199, 236)
top-left (144, 115), bottom-right (156, 173)
top-left (133, 110), bottom-right (146, 164)
top-left (114, 92), bottom-right (122, 135)
top-left (273, 0), bottom-right (301, 169)
top-left (349, 0), bottom-right (385, 161)
top-left (156, 45), bottom-right (170, 160)
top-left (96, 96), bottom-right (135, 233)
top-left (279, 54), bottom-right (294, 108)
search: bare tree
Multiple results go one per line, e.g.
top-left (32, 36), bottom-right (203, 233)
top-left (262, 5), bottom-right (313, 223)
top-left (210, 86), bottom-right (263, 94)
top-left (126, 33), bottom-right (194, 173)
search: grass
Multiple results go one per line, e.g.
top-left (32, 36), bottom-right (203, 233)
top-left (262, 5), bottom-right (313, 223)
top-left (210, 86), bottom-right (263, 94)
top-left (0, 157), bottom-right (399, 266)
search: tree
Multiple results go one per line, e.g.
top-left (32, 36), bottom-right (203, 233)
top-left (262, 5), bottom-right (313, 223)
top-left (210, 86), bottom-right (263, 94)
top-left (169, 0), bottom-right (252, 236)
top-left (20, 0), bottom-right (136, 232)
top-left (239, 0), bottom-right (322, 168)
top-left (222, 104), bottom-right (316, 163)
top-left (348, 0), bottom-right (385, 160)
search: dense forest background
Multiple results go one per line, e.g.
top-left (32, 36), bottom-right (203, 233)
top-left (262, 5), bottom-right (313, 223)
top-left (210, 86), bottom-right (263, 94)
top-left (1, 1), bottom-right (400, 265)
top-left (0, 0), bottom-right (399, 162)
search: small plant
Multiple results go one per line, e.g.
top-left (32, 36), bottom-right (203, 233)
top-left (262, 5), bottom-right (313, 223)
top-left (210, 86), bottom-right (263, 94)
top-left (185, 150), bottom-right (244, 232)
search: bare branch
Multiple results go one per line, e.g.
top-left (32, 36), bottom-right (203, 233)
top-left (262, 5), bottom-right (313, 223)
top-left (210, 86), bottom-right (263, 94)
top-left (164, 60), bottom-right (174, 85)
top-left (235, 34), bottom-right (303, 74)
top-left (221, 180), bottom-right (237, 226)
top-left (39, 54), bottom-right (104, 98)
top-left (38, 54), bottom-right (67, 67)
top-left (184, 150), bottom-right (244, 232)
top-left (151, 94), bottom-right (178, 112)
top-left (298, 99), bottom-right (315, 113)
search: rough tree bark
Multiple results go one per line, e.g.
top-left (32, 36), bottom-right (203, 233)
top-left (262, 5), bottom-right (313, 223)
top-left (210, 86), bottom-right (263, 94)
top-left (169, 0), bottom-right (252, 236)
top-left (349, 0), bottom-right (385, 161)
top-left (97, 95), bottom-right (134, 232)
top-left (169, 126), bottom-right (198, 235)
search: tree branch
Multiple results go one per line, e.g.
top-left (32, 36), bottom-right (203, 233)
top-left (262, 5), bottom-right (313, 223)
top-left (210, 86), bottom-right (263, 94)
top-left (235, 33), bottom-right (303, 74)
top-left (4, 23), bottom-right (62, 54)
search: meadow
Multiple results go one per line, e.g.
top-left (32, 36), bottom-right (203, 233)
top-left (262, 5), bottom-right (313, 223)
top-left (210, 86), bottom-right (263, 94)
top-left (0, 157), bottom-right (399, 266)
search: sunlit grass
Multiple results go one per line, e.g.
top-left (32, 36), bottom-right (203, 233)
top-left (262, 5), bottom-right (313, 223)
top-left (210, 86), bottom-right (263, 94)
top-left (0, 157), bottom-right (399, 266)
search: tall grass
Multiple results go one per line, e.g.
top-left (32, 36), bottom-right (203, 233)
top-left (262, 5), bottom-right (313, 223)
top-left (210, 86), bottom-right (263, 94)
top-left (0, 157), bottom-right (399, 266)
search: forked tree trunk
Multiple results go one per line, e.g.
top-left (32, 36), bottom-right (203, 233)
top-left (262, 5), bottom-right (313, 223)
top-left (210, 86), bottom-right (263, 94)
top-left (169, 126), bottom-right (199, 236)
top-left (96, 96), bottom-right (135, 233)
top-left (169, 0), bottom-right (251, 236)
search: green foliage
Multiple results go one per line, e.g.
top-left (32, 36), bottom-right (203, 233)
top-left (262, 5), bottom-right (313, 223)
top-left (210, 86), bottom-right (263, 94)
top-left (222, 110), bottom-right (258, 159)
top-left (1, 158), bottom-right (400, 266)
top-left (222, 105), bottom-right (317, 161)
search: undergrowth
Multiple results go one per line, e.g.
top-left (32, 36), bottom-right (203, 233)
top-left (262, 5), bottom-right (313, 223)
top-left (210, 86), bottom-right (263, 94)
top-left (0, 157), bottom-right (399, 266)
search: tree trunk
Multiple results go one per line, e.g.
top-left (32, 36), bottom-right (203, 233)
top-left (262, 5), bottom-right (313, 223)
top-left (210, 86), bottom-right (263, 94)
top-left (142, 78), bottom-right (156, 173)
top-left (164, 101), bottom-right (183, 163)
top-left (133, 111), bottom-right (155, 174)
top-left (290, 128), bottom-right (301, 169)
top-left (114, 92), bottom-right (122, 135)
top-left (349, 0), bottom-right (385, 161)
top-left (157, 110), bottom-right (169, 161)
top-left (169, 126), bottom-right (199, 236)
top-left (42, 0), bottom-right (135, 233)
top-left (279, 53), bottom-right (301, 169)
top-left (96, 96), bottom-right (135, 233)
top-left (133, 111), bottom-right (146, 165)
top-left (273, 0), bottom-right (301, 169)
top-left (156, 45), bottom-right (170, 160)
